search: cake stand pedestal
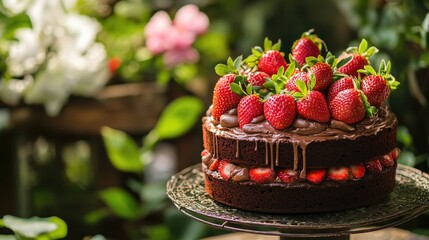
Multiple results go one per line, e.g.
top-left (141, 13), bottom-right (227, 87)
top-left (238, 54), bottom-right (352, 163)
top-left (167, 164), bottom-right (429, 240)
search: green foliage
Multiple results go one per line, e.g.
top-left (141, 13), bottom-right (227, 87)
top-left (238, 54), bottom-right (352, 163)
top-left (0, 216), bottom-right (67, 240)
top-left (0, 13), bottom-right (32, 40)
top-left (153, 96), bottom-right (204, 140)
top-left (98, 95), bottom-right (204, 238)
top-left (101, 126), bottom-right (142, 173)
top-left (99, 188), bottom-right (141, 220)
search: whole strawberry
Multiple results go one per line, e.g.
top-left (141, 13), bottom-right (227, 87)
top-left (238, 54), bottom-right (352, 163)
top-left (212, 74), bottom-right (241, 120)
top-left (329, 88), bottom-right (375, 124)
top-left (304, 53), bottom-right (336, 91)
top-left (247, 71), bottom-right (270, 87)
top-left (359, 61), bottom-right (399, 107)
top-left (237, 95), bottom-right (264, 128)
top-left (284, 70), bottom-right (309, 92)
top-left (292, 30), bottom-right (325, 66)
top-left (307, 62), bottom-right (333, 91)
top-left (294, 79), bottom-right (330, 123)
top-left (245, 38), bottom-right (287, 76)
top-left (264, 93), bottom-right (297, 130)
top-left (327, 76), bottom-right (355, 103)
top-left (337, 39), bottom-right (378, 78)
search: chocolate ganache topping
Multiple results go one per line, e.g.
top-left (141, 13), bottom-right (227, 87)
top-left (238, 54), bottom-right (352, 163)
top-left (203, 105), bottom-right (397, 178)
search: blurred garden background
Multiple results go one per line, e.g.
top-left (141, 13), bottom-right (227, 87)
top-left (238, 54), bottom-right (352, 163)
top-left (0, 0), bottom-right (428, 239)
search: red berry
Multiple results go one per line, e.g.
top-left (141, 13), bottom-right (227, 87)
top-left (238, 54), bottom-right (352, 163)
top-left (209, 159), bottom-right (220, 171)
top-left (292, 37), bottom-right (321, 66)
top-left (263, 94), bottom-right (297, 130)
top-left (389, 147), bottom-right (400, 160)
top-left (365, 159), bottom-right (382, 174)
top-left (237, 95), bottom-right (264, 128)
top-left (278, 169), bottom-right (299, 183)
top-left (327, 77), bottom-right (355, 103)
top-left (350, 164), bottom-right (365, 179)
top-left (329, 89), bottom-right (366, 124)
top-left (108, 57), bottom-right (121, 73)
top-left (218, 160), bottom-right (234, 180)
top-left (297, 91), bottom-right (331, 123)
top-left (337, 53), bottom-right (368, 78)
top-left (285, 70), bottom-right (309, 92)
top-left (249, 167), bottom-right (277, 184)
top-left (306, 169), bottom-right (327, 184)
top-left (201, 149), bottom-right (210, 157)
top-left (248, 71), bottom-right (270, 87)
top-left (379, 154), bottom-right (394, 167)
top-left (212, 74), bottom-right (242, 120)
top-left (308, 62), bottom-right (333, 91)
top-left (327, 166), bottom-right (350, 182)
top-left (258, 50), bottom-right (288, 76)
top-left (361, 75), bottom-right (390, 107)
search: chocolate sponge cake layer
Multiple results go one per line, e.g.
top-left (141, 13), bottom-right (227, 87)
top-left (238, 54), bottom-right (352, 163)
top-left (204, 163), bottom-right (397, 213)
top-left (203, 107), bottom-right (397, 169)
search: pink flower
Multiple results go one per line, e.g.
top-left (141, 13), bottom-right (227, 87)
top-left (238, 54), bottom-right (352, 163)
top-left (174, 4), bottom-right (209, 35)
top-left (145, 11), bottom-right (173, 54)
top-left (164, 48), bottom-right (199, 68)
top-left (144, 11), bottom-right (172, 38)
top-left (144, 4), bottom-right (209, 67)
top-left (169, 26), bottom-right (195, 49)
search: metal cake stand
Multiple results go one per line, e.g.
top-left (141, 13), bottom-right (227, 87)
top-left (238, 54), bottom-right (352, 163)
top-left (166, 164), bottom-right (429, 240)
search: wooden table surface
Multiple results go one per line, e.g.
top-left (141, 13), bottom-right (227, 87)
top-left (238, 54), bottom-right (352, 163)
top-left (202, 228), bottom-right (429, 240)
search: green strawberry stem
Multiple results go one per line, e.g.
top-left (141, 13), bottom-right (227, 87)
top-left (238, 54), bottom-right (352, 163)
top-left (215, 56), bottom-right (243, 76)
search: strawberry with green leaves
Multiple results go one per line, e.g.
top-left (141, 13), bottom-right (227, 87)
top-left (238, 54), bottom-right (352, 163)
top-left (358, 60), bottom-right (399, 107)
top-left (303, 53), bottom-right (337, 91)
top-left (337, 39), bottom-right (378, 78)
top-left (247, 71), bottom-right (270, 87)
top-left (294, 78), bottom-right (331, 123)
top-left (245, 38), bottom-right (287, 76)
top-left (329, 88), bottom-right (376, 124)
top-left (212, 56), bottom-right (245, 120)
top-left (291, 29), bottom-right (325, 66)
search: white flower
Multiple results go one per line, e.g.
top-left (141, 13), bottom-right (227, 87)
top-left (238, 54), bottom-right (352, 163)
top-left (0, 76), bottom-right (33, 105)
top-left (64, 14), bottom-right (101, 53)
top-left (2, 0), bottom-right (32, 14)
top-left (3, 0), bottom-right (110, 115)
top-left (7, 29), bottom-right (46, 76)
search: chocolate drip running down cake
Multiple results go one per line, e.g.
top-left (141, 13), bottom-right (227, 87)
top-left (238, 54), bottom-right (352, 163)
top-left (202, 33), bottom-right (400, 213)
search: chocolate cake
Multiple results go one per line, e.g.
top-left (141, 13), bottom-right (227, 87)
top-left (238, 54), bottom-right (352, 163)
top-left (201, 33), bottom-right (400, 213)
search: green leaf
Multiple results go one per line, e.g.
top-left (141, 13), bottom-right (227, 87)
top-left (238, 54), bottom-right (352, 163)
top-left (3, 215), bottom-right (66, 239)
top-left (0, 235), bottom-right (16, 240)
top-left (154, 96), bottom-right (203, 140)
top-left (226, 57), bottom-right (234, 71)
top-left (397, 151), bottom-right (416, 167)
top-left (233, 56), bottom-right (243, 71)
top-left (365, 46), bottom-right (379, 57)
top-left (101, 127), bottom-right (143, 173)
top-left (46, 217), bottom-right (67, 239)
top-left (272, 40), bottom-right (281, 51)
top-left (230, 83), bottom-right (243, 95)
top-left (254, 46), bottom-right (264, 53)
top-left (1, 13), bottom-right (32, 40)
top-left (358, 39), bottom-right (368, 53)
top-left (246, 84), bottom-right (253, 95)
top-left (251, 48), bottom-right (262, 56)
top-left (337, 56), bottom-right (352, 68)
top-left (397, 126), bottom-right (413, 148)
top-left (295, 80), bottom-right (307, 95)
top-left (214, 64), bottom-right (229, 76)
top-left (264, 37), bottom-right (272, 50)
top-left (99, 187), bottom-right (140, 220)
